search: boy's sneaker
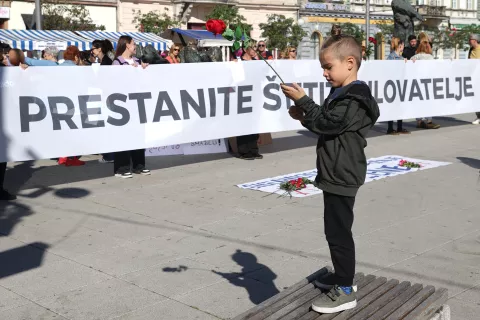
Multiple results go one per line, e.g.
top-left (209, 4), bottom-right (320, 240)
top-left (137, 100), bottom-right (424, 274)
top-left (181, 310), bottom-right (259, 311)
top-left (314, 273), bottom-right (357, 292)
top-left (115, 172), bottom-right (133, 179)
top-left (312, 285), bottom-right (357, 314)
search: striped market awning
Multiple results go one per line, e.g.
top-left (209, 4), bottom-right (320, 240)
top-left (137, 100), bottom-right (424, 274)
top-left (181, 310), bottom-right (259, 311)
top-left (0, 29), bottom-right (92, 51)
top-left (75, 31), bottom-right (171, 51)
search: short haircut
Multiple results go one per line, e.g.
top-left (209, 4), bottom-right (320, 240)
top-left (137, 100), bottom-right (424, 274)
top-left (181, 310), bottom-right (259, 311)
top-left (321, 34), bottom-right (362, 69)
top-left (416, 41), bottom-right (432, 55)
top-left (469, 34), bottom-right (480, 42)
top-left (390, 37), bottom-right (404, 51)
top-left (408, 35), bottom-right (417, 41)
top-left (44, 46), bottom-right (59, 58)
top-left (63, 45), bottom-right (80, 61)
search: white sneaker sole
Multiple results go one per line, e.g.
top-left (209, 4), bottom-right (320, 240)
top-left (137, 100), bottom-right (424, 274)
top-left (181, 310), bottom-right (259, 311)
top-left (115, 174), bottom-right (133, 179)
top-left (312, 300), bottom-right (357, 314)
top-left (314, 281), bottom-right (358, 292)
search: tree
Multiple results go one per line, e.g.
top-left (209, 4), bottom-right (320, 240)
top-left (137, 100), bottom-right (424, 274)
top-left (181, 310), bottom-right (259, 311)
top-left (259, 14), bottom-right (307, 51)
top-left (339, 23), bottom-right (364, 44)
top-left (206, 5), bottom-right (252, 35)
top-left (375, 21), bottom-right (394, 39)
top-left (42, 1), bottom-right (105, 31)
top-left (132, 8), bottom-right (180, 34)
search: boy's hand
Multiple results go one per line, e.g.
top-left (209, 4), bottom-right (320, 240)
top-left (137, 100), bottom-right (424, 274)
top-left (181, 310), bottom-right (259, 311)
top-left (281, 83), bottom-right (306, 101)
top-left (288, 106), bottom-right (305, 121)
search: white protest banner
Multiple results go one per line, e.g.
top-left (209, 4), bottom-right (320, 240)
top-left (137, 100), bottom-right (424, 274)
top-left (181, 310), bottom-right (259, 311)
top-left (145, 138), bottom-right (227, 156)
top-left (237, 155), bottom-right (451, 197)
top-left (0, 59), bottom-right (479, 162)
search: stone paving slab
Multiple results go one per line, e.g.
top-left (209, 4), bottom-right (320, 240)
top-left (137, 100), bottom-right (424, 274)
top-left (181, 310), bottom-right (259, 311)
top-left (1, 115), bottom-right (480, 319)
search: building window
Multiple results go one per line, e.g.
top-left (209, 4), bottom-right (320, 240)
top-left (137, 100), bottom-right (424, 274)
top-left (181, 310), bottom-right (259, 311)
top-left (452, 0), bottom-right (457, 8)
top-left (467, 0), bottom-right (472, 9)
top-left (311, 32), bottom-right (320, 58)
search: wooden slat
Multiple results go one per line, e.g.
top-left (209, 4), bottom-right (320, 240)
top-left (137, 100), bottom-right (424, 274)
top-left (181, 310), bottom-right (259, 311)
top-left (265, 288), bottom-right (322, 320)
top-left (250, 284), bottom-right (317, 320)
top-left (402, 288), bottom-right (448, 320)
top-left (330, 279), bottom-right (399, 320)
top-left (348, 281), bottom-right (411, 320)
top-left (369, 283), bottom-right (423, 320)
top-left (233, 267), bottom-right (330, 320)
top-left (385, 285), bottom-right (435, 320)
top-left (281, 293), bottom-right (323, 320)
top-left (315, 277), bottom-right (389, 320)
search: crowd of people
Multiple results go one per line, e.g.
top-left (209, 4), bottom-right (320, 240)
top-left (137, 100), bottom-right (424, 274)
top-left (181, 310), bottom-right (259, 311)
top-left (0, 29), bottom-right (479, 200)
top-left (385, 31), bottom-right (480, 134)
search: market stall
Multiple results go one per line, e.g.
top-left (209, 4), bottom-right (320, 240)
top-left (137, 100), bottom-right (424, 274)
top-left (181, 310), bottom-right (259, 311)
top-left (75, 31), bottom-right (172, 51)
top-left (0, 29), bottom-right (91, 51)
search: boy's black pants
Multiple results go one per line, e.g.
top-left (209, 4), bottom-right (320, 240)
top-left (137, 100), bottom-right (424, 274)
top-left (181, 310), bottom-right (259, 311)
top-left (323, 191), bottom-right (356, 287)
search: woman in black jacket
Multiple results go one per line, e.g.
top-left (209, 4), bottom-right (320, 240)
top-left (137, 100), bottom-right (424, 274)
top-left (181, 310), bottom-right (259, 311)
top-left (91, 40), bottom-right (113, 65)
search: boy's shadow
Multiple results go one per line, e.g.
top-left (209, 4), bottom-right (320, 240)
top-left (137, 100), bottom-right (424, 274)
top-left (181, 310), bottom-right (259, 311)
top-left (212, 250), bottom-right (280, 305)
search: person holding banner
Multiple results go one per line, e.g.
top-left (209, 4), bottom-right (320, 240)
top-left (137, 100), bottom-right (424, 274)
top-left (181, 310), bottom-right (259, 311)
top-left (24, 46), bottom-right (59, 66)
top-left (112, 36), bottom-right (151, 178)
top-left (386, 37), bottom-right (410, 135)
top-left (468, 34), bottom-right (480, 125)
top-left (412, 41), bottom-right (441, 130)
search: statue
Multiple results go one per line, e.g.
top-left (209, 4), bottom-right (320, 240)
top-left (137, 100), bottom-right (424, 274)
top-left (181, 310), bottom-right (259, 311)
top-left (391, 0), bottom-right (424, 45)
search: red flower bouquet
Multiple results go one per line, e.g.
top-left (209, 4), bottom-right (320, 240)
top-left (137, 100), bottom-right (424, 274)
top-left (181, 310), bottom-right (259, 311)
top-left (398, 159), bottom-right (421, 168)
top-left (206, 19), bottom-right (226, 36)
top-left (279, 177), bottom-right (314, 197)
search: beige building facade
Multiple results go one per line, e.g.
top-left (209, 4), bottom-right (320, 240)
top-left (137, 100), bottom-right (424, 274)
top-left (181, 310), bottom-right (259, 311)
top-left (118, 0), bottom-right (300, 41)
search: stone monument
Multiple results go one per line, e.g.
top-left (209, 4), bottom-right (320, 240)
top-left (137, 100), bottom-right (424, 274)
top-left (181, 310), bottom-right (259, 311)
top-left (391, 0), bottom-right (424, 44)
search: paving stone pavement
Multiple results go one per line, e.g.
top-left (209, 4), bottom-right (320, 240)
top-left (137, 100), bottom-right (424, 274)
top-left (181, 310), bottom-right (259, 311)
top-left (1, 115), bottom-right (479, 320)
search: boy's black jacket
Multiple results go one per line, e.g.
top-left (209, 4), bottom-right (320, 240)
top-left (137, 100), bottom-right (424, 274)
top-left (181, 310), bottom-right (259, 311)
top-left (295, 81), bottom-right (380, 197)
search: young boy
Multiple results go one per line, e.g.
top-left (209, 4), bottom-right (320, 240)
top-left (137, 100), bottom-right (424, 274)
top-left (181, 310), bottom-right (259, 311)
top-left (281, 34), bottom-right (380, 314)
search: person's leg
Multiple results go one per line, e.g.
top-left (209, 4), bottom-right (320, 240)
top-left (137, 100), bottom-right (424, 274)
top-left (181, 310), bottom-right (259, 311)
top-left (387, 121), bottom-right (398, 134)
top-left (100, 153), bottom-right (114, 163)
top-left (131, 149), bottom-right (150, 175)
top-left (397, 120), bottom-right (410, 134)
top-left (114, 151), bottom-right (132, 178)
top-left (236, 135), bottom-right (254, 160)
top-left (248, 134), bottom-right (262, 159)
top-left (311, 191), bottom-right (356, 313)
top-left (0, 162), bottom-right (16, 200)
top-left (323, 191), bottom-right (356, 287)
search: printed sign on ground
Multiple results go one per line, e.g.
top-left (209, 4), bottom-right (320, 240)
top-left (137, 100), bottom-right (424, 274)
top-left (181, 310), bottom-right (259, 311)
top-left (146, 139), bottom-right (227, 156)
top-left (236, 155), bottom-right (451, 197)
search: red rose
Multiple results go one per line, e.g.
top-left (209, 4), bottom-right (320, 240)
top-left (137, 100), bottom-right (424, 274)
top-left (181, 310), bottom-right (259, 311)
top-left (206, 19), bottom-right (227, 36)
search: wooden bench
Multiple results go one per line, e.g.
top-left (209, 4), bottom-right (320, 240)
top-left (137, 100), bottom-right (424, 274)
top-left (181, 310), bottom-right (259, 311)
top-left (233, 267), bottom-right (449, 320)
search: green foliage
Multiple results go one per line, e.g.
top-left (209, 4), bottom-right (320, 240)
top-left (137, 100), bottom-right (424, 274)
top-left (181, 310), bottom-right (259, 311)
top-left (374, 21), bottom-right (394, 39)
top-left (132, 8), bottom-right (180, 34)
top-left (338, 22), bottom-right (365, 44)
top-left (206, 5), bottom-right (252, 34)
top-left (259, 14), bottom-right (307, 51)
top-left (42, 1), bottom-right (105, 31)
top-left (439, 24), bottom-right (480, 51)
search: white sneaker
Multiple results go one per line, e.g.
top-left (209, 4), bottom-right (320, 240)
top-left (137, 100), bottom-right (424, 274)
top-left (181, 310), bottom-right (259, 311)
top-left (115, 172), bottom-right (133, 179)
top-left (472, 119), bottom-right (480, 125)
